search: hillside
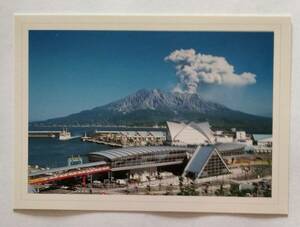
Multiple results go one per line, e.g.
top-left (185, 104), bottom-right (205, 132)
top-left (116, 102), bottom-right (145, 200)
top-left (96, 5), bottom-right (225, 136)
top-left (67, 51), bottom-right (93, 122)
top-left (31, 89), bottom-right (272, 133)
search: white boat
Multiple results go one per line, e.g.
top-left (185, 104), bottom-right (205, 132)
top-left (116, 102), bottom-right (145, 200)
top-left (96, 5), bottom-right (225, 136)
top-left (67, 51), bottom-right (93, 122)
top-left (59, 128), bottom-right (71, 141)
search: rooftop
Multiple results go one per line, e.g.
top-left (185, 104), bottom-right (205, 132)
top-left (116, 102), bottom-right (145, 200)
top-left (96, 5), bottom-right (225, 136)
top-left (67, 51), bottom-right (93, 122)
top-left (184, 145), bottom-right (215, 175)
top-left (89, 146), bottom-right (194, 161)
top-left (183, 145), bottom-right (230, 178)
top-left (215, 143), bottom-right (245, 152)
top-left (253, 134), bottom-right (272, 142)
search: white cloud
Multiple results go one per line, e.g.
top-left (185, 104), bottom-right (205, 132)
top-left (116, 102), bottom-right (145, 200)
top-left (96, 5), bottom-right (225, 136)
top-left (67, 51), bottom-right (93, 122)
top-left (165, 49), bottom-right (256, 94)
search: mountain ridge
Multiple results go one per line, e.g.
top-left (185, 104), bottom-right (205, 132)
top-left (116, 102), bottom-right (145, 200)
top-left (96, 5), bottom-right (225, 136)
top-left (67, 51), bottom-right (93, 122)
top-left (31, 89), bottom-right (272, 133)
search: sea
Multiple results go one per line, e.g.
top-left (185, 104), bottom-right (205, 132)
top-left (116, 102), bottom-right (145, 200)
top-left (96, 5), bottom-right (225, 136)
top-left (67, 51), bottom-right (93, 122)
top-left (29, 126), bottom-right (166, 168)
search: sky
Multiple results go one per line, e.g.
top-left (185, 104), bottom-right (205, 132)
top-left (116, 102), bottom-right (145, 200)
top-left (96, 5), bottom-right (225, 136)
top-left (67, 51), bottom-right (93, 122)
top-left (29, 30), bottom-right (274, 121)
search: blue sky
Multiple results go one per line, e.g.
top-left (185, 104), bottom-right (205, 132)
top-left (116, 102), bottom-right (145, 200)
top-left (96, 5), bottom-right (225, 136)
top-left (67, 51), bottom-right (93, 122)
top-left (29, 31), bottom-right (273, 121)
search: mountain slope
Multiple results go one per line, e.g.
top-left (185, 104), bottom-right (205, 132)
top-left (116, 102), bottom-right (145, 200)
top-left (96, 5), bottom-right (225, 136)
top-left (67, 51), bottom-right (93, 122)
top-left (32, 89), bottom-right (272, 133)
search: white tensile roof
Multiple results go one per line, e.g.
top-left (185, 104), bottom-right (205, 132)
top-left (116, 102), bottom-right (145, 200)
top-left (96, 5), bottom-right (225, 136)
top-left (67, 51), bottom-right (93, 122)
top-left (166, 121), bottom-right (215, 145)
top-left (188, 121), bottom-right (215, 143)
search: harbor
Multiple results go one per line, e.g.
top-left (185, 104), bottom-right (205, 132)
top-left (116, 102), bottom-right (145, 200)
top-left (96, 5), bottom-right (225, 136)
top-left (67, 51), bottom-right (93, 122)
top-left (28, 122), bottom-right (272, 196)
top-left (28, 126), bottom-right (167, 168)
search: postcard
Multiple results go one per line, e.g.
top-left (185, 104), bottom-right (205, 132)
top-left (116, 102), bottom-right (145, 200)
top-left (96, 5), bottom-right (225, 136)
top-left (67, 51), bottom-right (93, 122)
top-left (14, 15), bottom-right (291, 214)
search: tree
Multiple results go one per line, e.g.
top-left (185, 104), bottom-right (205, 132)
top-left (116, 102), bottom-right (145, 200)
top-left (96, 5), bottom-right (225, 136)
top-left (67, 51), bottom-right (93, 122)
top-left (178, 176), bottom-right (184, 193)
top-left (230, 184), bottom-right (240, 196)
top-left (178, 179), bottom-right (199, 196)
top-left (215, 184), bottom-right (225, 196)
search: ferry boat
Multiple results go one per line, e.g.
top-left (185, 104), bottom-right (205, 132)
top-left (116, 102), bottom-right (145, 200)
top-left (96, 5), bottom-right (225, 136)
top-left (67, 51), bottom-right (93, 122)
top-left (59, 128), bottom-right (72, 141)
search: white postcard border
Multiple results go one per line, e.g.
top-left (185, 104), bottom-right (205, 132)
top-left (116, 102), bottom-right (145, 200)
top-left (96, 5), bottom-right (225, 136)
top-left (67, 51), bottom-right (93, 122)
top-left (14, 14), bottom-right (291, 214)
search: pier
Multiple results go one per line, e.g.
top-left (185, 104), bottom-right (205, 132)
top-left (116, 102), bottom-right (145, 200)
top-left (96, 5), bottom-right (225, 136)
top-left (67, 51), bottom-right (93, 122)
top-left (29, 129), bottom-right (72, 140)
top-left (29, 131), bottom-right (61, 138)
top-left (84, 130), bottom-right (166, 147)
top-left (82, 138), bottom-right (123, 147)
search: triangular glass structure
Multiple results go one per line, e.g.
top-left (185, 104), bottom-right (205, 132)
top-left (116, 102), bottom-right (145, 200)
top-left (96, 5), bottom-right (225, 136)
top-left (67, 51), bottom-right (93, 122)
top-left (199, 150), bottom-right (230, 178)
top-left (184, 145), bottom-right (230, 179)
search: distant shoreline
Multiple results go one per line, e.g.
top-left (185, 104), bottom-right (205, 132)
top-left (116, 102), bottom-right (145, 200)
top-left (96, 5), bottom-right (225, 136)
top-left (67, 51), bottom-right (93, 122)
top-left (29, 124), bottom-right (167, 128)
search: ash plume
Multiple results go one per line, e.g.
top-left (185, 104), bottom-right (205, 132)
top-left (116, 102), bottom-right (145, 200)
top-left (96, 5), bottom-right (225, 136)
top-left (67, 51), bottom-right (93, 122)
top-left (165, 49), bottom-right (256, 94)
